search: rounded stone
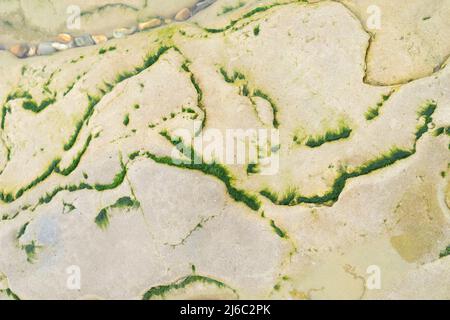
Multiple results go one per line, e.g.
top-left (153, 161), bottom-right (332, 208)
top-left (112, 27), bottom-right (136, 39)
top-left (52, 42), bottom-right (69, 51)
top-left (37, 42), bottom-right (57, 55)
top-left (27, 45), bottom-right (37, 57)
top-left (175, 8), bottom-right (191, 21)
top-left (56, 33), bottom-right (72, 43)
top-left (92, 34), bottom-right (108, 44)
top-left (74, 35), bottom-right (95, 47)
top-left (194, 0), bottom-right (215, 14)
top-left (9, 44), bottom-right (29, 58)
top-left (138, 18), bottom-right (162, 31)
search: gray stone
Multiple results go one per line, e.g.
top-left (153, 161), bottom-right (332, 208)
top-left (37, 42), bottom-right (56, 55)
top-left (194, 0), bottom-right (215, 14)
top-left (112, 27), bottom-right (137, 39)
top-left (9, 44), bottom-right (29, 58)
top-left (74, 35), bottom-right (95, 47)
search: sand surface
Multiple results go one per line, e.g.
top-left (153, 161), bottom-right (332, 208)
top-left (0, 0), bottom-right (449, 300)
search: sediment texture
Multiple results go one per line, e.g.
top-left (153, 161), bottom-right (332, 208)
top-left (0, 0), bottom-right (449, 300)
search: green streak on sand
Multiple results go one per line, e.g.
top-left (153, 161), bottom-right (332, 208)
top-left (142, 275), bottom-right (236, 300)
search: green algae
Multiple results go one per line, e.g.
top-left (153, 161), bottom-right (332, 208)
top-left (270, 220), bottom-right (287, 238)
top-left (56, 135), bottom-right (92, 176)
top-left (94, 161), bottom-right (126, 192)
top-left (22, 97), bottom-right (56, 113)
top-left (217, 67), bottom-right (279, 128)
top-left (99, 46), bottom-right (116, 54)
top-left (0, 159), bottom-right (61, 203)
top-left (38, 183), bottom-right (93, 205)
top-left (123, 114), bottom-right (130, 126)
top-left (260, 189), bottom-right (278, 203)
top-left (261, 101), bottom-right (437, 206)
top-left (433, 126), bottom-right (450, 136)
top-left (64, 46), bottom-right (171, 153)
top-left (16, 222), bottom-right (30, 239)
top-left (94, 208), bottom-right (109, 230)
top-left (304, 125), bottom-right (352, 148)
top-left (253, 89), bottom-right (279, 128)
top-left (415, 101), bottom-right (437, 140)
top-left (6, 89), bottom-right (32, 102)
top-left (2, 288), bottom-right (20, 300)
top-left (64, 73), bottom-right (86, 97)
top-left (111, 196), bottom-right (140, 209)
top-left (218, 1), bottom-right (245, 16)
top-left (95, 196), bottom-right (140, 229)
top-left (23, 241), bottom-right (39, 263)
top-left (180, 59), bottom-right (207, 130)
top-left (64, 94), bottom-right (99, 151)
top-left (63, 201), bottom-right (76, 214)
top-left (220, 68), bottom-right (245, 83)
top-left (81, 3), bottom-right (138, 17)
top-left (142, 275), bottom-right (237, 300)
top-left (440, 245), bottom-right (450, 258)
top-left (64, 82), bottom-right (76, 96)
top-left (1, 105), bottom-right (10, 129)
top-left (253, 25), bottom-right (260, 36)
top-left (247, 163), bottom-right (260, 174)
top-left (268, 146), bottom-right (402, 205)
top-left (204, 3), bottom-right (282, 33)
top-left (2, 90), bottom-right (32, 128)
top-left (130, 133), bottom-right (260, 211)
top-left (364, 89), bottom-right (393, 121)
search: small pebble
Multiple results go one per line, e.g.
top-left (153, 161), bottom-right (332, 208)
top-left (56, 33), bottom-right (72, 43)
top-left (138, 18), bottom-right (162, 31)
top-left (9, 43), bottom-right (29, 58)
top-left (92, 34), bottom-right (108, 44)
top-left (194, 0), bottom-right (215, 14)
top-left (37, 42), bottom-right (56, 55)
top-left (7, 4), bottom-right (206, 59)
top-left (113, 27), bottom-right (136, 39)
top-left (175, 8), bottom-right (191, 21)
top-left (74, 35), bottom-right (95, 47)
top-left (27, 45), bottom-right (37, 57)
top-left (52, 42), bottom-right (70, 51)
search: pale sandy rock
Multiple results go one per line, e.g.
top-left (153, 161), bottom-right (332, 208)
top-left (0, 0), bottom-right (448, 300)
top-left (339, 0), bottom-right (450, 85)
top-left (138, 18), bottom-right (162, 31)
top-left (175, 8), bottom-right (192, 21)
top-left (9, 43), bottom-right (29, 58)
top-left (92, 34), bottom-right (108, 44)
top-left (27, 45), bottom-right (37, 57)
top-left (52, 42), bottom-right (70, 51)
top-left (56, 33), bottom-right (72, 43)
top-left (112, 27), bottom-right (136, 39)
top-left (252, 96), bottom-right (275, 127)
